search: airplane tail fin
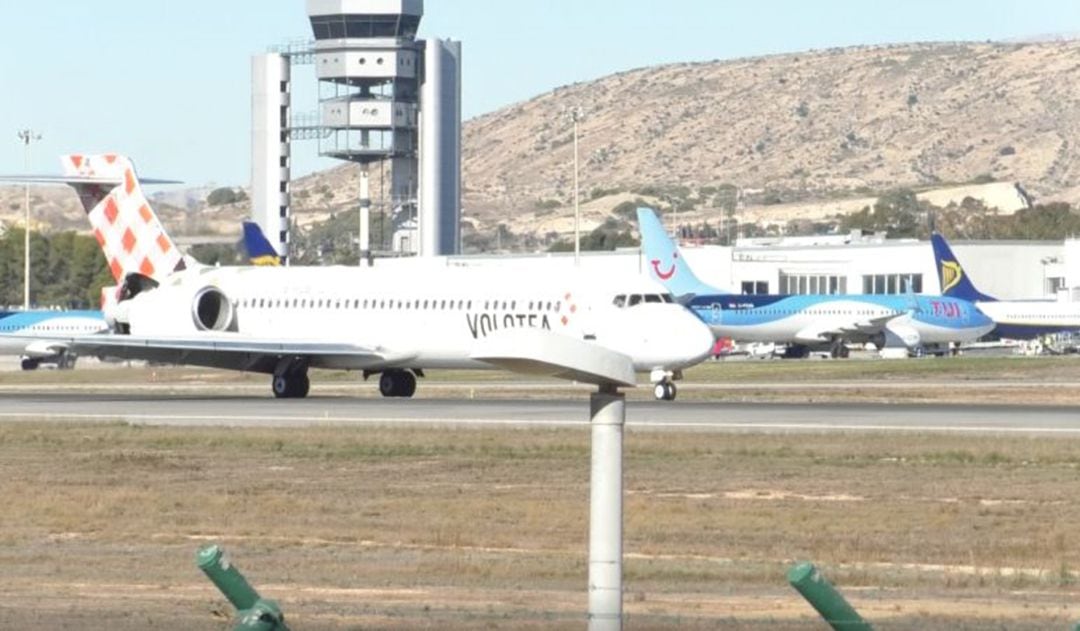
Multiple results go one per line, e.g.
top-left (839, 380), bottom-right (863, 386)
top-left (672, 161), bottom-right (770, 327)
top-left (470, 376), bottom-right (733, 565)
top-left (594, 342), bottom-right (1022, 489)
top-left (241, 221), bottom-right (282, 266)
top-left (636, 207), bottom-right (727, 298)
top-left (930, 231), bottom-right (996, 302)
top-left (59, 154), bottom-right (186, 284)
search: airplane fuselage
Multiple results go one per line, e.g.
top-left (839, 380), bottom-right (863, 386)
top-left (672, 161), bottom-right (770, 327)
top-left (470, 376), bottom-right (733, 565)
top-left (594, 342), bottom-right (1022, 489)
top-left (975, 300), bottom-right (1080, 339)
top-left (685, 294), bottom-right (994, 346)
top-left (118, 264), bottom-right (715, 374)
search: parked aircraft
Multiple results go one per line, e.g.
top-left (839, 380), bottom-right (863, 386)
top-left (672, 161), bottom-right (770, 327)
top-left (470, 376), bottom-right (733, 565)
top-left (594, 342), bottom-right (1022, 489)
top-left (22, 155), bottom-right (712, 400)
top-left (638, 208), bottom-right (995, 357)
top-left (931, 232), bottom-right (1080, 339)
top-left (0, 309), bottom-right (107, 369)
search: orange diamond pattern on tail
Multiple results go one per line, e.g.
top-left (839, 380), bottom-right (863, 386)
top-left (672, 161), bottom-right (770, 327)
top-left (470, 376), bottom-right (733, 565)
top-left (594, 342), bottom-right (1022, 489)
top-left (103, 197), bottom-right (119, 224)
top-left (69, 155), bottom-right (183, 283)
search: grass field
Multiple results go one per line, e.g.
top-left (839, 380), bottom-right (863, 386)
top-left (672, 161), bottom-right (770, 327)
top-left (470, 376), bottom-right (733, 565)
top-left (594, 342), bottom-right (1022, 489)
top-left (2, 419), bottom-right (1080, 629)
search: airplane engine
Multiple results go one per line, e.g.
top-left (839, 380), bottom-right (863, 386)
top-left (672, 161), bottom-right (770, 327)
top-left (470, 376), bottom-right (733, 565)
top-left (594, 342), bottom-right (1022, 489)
top-left (191, 287), bottom-right (235, 332)
top-left (871, 324), bottom-right (922, 350)
top-left (125, 284), bottom-right (237, 335)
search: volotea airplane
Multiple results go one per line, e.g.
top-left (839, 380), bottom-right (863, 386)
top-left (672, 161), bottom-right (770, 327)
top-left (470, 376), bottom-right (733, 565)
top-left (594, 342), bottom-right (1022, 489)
top-left (28, 155), bottom-right (714, 400)
top-left (638, 208), bottom-right (994, 357)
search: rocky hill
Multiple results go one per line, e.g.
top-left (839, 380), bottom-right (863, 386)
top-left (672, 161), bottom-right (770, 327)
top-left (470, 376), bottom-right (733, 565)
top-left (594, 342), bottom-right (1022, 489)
top-left (3, 41), bottom-right (1079, 247)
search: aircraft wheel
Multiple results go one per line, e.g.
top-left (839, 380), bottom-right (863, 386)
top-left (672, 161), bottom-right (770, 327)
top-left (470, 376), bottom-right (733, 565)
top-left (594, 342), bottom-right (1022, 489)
top-left (380, 370), bottom-right (417, 398)
top-left (294, 373), bottom-right (310, 398)
top-left (654, 382), bottom-right (677, 401)
top-left (20, 358), bottom-right (40, 371)
top-left (399, 371), bottom-right (417, 398)
top-left (272, 375), bottom-right (290, 398)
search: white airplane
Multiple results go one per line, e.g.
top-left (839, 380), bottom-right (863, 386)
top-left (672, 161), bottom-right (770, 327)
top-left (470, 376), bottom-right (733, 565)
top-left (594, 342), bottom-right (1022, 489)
top-left (0, 309), bottom-right (108, 369)
top-left (932, 232), bottom-right (1080, 339)
top-left (28, 154), bottom-right (712, 400)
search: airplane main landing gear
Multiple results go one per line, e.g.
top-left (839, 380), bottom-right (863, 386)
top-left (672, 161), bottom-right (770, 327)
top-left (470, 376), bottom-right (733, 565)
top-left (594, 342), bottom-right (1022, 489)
top-left (272, 371), bottom-right (310, 399)
top-left (379, 369), bottom-right (417, 398)
top-left (272, 358), bottom-right (310, 399)
top-left (20, 358), bottom-right (40, 371)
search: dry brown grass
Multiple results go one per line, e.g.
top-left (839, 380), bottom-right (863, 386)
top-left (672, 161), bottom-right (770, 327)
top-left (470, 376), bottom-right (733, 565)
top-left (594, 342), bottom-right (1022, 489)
top-left (2, 422), bottom-right (1080, 628)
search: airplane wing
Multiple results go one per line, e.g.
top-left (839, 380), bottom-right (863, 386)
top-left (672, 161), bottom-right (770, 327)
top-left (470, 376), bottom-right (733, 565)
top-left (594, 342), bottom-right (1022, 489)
top-left (793, 313), bottom-right (901, 343)
top-left (471, 329), bottom-right (636, 388)
top-left (21, 339), bottom-right (77, 359)
top-left (45, 334), bottom-right (413, 373)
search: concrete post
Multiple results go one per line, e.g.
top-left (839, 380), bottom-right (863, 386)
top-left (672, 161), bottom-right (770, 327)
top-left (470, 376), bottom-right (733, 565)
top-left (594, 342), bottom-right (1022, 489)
top-left (588, 386), bottom-right (624, 630)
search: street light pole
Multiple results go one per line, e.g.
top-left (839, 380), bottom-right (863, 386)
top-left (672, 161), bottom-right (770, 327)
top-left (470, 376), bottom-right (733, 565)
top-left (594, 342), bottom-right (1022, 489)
top-left (17, 130), bottom-right (41, 311)
top-left (570, 107), bottom-right (583, 267)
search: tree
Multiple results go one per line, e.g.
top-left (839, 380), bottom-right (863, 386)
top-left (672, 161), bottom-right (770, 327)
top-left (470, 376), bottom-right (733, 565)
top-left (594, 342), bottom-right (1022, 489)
top-left (840, 189), bottom-right (922, 238)
top-left (206, 187), bottom-right (240, 206)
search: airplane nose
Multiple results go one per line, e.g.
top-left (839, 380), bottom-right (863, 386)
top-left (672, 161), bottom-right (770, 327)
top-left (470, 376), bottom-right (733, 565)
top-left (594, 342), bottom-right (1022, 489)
top-left (672, 307), bottom-right (716, 367)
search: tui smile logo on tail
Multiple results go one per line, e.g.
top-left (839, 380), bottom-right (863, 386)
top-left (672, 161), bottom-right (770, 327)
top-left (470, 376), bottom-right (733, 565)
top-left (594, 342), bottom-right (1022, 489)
top-left (650, 252), bottom-right (678, 280)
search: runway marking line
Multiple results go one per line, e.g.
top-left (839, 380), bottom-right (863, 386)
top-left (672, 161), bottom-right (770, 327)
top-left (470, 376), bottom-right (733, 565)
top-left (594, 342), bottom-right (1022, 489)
top-left (2, 412), bottom-right (1080, 434)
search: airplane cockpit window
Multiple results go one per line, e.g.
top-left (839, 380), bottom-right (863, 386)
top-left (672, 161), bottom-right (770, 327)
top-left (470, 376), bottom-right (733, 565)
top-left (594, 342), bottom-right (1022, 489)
top-left (644, 294), bottom-right (662, 304)
top-left (613, 295), bottom-right (626, 308)
top-left (628, 295), bottom-right (643, 307)
top-left (662, 294), bottom-right (674, 303)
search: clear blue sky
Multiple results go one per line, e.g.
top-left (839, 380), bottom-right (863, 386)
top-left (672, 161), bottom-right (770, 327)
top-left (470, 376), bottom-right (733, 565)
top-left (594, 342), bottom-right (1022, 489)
top-left (0, 0), bottom-right (1077, 186)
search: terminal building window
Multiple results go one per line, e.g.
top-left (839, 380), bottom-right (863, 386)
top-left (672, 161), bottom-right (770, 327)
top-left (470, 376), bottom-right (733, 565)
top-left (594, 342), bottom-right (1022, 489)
top-left (741, 281), bottom-right (769, 295)
top-left (862, 273), bottom-right (923, 295)
top-left (779, 273), bottom-right (846, 295)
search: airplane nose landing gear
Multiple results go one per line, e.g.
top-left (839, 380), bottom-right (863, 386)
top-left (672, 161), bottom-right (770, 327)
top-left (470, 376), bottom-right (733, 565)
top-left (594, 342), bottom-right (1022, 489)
top-left (653, 381), bottom-right (677, 401)
top-left (649, 369), bottom-right (679, 401)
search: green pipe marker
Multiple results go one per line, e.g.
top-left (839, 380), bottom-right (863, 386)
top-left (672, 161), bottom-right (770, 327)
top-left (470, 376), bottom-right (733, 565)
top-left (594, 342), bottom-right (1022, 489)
top-left (788, 561), bottom-right (873, 631)
top-left (196, 544), bottom-right (291, 631)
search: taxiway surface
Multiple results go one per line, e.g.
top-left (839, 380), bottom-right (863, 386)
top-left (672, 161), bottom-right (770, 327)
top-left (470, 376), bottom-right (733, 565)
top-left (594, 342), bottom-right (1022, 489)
top-left (0, 392), bottom-right (1075, 434)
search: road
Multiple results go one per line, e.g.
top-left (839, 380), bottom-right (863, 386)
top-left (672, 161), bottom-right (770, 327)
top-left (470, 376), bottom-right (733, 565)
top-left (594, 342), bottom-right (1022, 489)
top-left (0, 391), bottom-right (1078, 434)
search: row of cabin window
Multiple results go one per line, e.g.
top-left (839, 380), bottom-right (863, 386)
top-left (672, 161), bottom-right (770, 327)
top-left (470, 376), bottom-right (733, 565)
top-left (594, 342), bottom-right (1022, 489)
top-left (711, 306), bottom-right (897, 317)
top-left (237, 297), bottom-right (563, 312)
top-left (0, 323), bottom-right (97, 332)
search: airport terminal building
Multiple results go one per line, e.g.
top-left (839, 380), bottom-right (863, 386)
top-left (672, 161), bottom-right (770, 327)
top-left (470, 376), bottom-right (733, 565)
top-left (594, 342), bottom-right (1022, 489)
top-left (443, 232), bottom-right (1077, 302)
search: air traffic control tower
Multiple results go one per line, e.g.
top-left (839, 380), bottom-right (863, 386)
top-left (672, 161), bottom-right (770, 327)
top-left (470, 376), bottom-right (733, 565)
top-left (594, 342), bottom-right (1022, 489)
top-left (252, 0), bottom-right (461, 263)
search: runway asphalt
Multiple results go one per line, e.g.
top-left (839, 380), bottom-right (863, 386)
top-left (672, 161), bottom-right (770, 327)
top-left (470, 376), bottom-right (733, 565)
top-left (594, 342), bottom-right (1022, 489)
top-left (0, 391), bottom-right (1078, 434)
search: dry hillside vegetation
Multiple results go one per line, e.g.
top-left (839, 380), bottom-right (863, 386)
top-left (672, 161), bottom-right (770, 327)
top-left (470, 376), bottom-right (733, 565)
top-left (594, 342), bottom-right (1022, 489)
top-left (1, 41), bottom-right (1078, 244)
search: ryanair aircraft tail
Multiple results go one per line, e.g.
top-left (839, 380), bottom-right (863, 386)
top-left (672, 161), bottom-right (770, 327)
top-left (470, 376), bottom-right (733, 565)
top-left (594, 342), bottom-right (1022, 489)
top-left (636, 207), bottom-right (728, 298)
top-left (241, 221), bottom-right (283, 266)
top-left (930, 232), bottom-right (997, 302)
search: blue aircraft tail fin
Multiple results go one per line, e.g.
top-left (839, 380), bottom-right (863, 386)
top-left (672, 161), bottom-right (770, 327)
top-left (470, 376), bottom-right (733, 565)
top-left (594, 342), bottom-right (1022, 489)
top-left (241, 221), bottom-right (282, 266)
top-left (636, 207), bottom-right (728, 298)
top-left (930, 232), bottom-right (996, 302)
